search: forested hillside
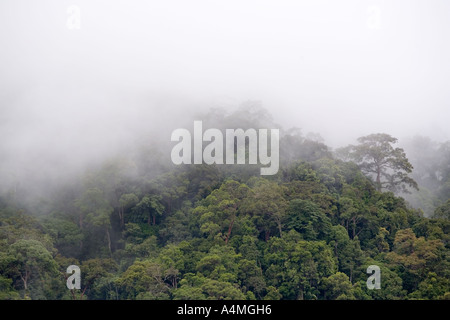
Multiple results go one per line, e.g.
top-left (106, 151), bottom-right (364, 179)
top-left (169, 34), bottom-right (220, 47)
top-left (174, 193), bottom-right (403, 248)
top-left (0, 108), bottom-right (449, 300)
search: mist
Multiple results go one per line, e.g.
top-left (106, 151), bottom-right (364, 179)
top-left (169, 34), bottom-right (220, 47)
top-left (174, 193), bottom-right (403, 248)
top-left (1, 0), bottom-right (450, 200)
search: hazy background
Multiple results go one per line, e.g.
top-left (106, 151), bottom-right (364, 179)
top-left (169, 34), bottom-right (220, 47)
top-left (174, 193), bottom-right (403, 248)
top-left (1, 0), bottom-right (449, 195)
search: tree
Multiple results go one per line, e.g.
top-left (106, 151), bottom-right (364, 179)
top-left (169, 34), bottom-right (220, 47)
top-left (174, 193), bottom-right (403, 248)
top-left (0, 275), bottom-right (20, 300)
top-left (74, 258), bottom-right (118, 300)
top-left (263, 231), bottom-right (336, 300)
top-left (75, 188), bottom-right (114, 256)
top-left (196, 245), bottom-right (241, 281)
top-left (237, 258), bottom-right (266, 298)
top-left (118, 193), bottom-right (139, 227)
top-left (328, 225), bottom-right (364, 283)
top-left (173, 273), bottom-right (246, 300)
top-left (172, 273), bottom-right (207, 300)
top-left (338, 196), bottom-right (369, 239)
top-left (320, 272), bottom-right (355, 300)
top-left (116, 260), bottom-right (170, 300)
top-left (338, 133), bottom-right (418, 193)
top-left (41, 214), bottom-right (84, 258)
top-left (354, 260), bottom-right (406, 300)
top-left (386, 228), bottom-right (445, 292)
top-left (200, 278), bottom-right (246, 300)
top-left (192, 180), bottom-right (250, 243)
top-left (410, 272), bottom-right (449, 300)
top-left (242, 179), bottom-right (288, 240)
top-left (433, 199), bottom-right (450, 220)
top-left (159, 207), bottom-right (192, 243)
top-left (285, 199), bottom-right (332, 240)
top-left (157, 244), bottom-right (185, 289)
top-left (2, 239), bottom-right (58, 298)
top-left (133, 195), bottom-right (164, 226)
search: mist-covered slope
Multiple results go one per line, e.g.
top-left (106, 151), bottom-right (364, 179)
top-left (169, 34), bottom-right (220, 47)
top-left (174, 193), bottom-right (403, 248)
top-left (1, 107), bottom-right (448, 300)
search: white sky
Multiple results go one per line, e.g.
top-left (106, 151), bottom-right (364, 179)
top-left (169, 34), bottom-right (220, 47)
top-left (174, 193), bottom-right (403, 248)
top-left (0, 0), bottom-right (449, 181)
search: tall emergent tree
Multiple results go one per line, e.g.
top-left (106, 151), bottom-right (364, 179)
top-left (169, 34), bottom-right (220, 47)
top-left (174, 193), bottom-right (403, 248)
top-left (338, 133), bottom-right (418, 193)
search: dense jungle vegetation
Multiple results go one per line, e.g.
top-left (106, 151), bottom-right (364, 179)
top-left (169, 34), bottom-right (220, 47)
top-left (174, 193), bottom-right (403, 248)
top-left (1, 108), bottom-right (449, 300)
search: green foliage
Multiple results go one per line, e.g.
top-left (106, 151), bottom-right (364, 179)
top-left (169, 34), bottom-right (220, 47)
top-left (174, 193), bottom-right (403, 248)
top-left (116, 260), bottom-right (170, 300)
top-left (0, 110), bottom-right (448, 300)
top-left (1, 239), bottom-right (59, 299)
top-left (320, 272), bottom-right (355, 300)
top-left (173, 273), bottom-right (246, 300)
top-left (433, 200), bottom-right (450, 220)
top-left (285, 199), bottom-right (332, 240)
top-left (0, 275), bottom-right (20, 300)
top-left (131, 195), bottom-right (164, 225)
top-left (41, 213), bottom-right (83, 258)
top-left (338, 133), bottom-right (418, 193)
